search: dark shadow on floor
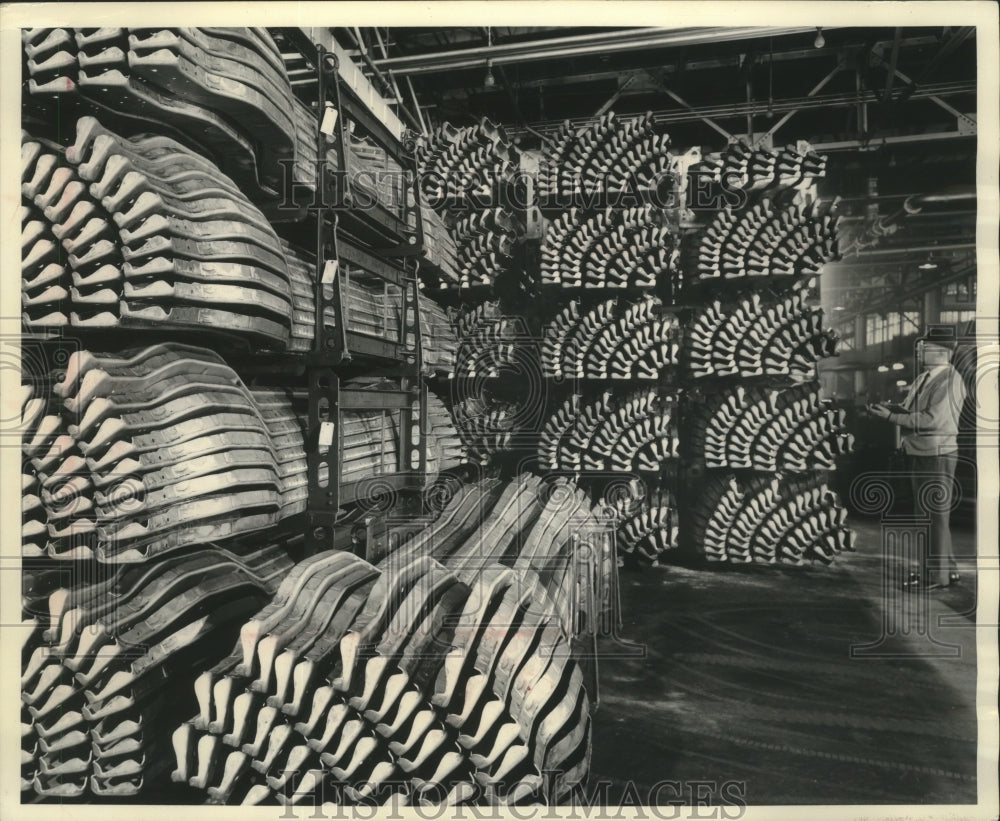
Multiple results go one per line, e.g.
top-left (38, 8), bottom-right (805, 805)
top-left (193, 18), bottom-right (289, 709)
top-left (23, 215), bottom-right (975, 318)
top-left (589, 521), bottom-right (978, 805)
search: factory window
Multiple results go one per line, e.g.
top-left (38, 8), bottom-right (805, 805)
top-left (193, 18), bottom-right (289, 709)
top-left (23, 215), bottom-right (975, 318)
top-left (835, 323), bottom-right (855, 351)
top-left (866, 313), bottom-right (899, 346)
top-left (865, 311), bottom-right (922, 347)
top-left (940, 310), bottom-right (976, 326)
top-left (943, 276), bottom-right (976, 303)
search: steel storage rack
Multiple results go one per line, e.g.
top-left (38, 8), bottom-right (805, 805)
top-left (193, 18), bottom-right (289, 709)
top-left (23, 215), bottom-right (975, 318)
top-left (520, 113), bottom-right (692, 565)
top-left (670, 140), bottom-right (854, 566)
top-left (251, 29), bottom-right (430, 557)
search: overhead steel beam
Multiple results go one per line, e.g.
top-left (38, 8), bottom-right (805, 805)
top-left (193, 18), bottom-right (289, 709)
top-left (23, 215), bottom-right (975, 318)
top-left (870, 47), bottom-right (978, 131)
top-left (506, 79), bottom-right (974, 140)
top-left (371, 27), bottom-right (827, 75)
top-left (755, 59), bottom-right (843, 147)
top-left (593, 74), bottom-right (642, 118)
top-left (825, 259), bottom-right (975, 325)
top-left (882, 28), bottom-right (902, 103)
top-left (892, 25), bottom-right (975, 105)
top-left (849, 241), bottom-right (976, 258)
top-left (839, 210), bottom-right (977, 222)
top-left (435, 35), bottom-right (941, 99)
top-left (811, 129), bottom-right (975, 150)
top-left (660, 86), bottom-right (732, 140)
top-left (594, 87), bottom-right (625, 118)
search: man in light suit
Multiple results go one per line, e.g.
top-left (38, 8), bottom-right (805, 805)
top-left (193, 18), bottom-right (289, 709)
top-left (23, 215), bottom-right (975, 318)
top-left (869, 326), bottom-right (967, 591)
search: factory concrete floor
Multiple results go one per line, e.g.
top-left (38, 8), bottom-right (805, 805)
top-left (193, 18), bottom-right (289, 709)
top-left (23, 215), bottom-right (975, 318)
top-left (590, 519), bottom-right (980, 806)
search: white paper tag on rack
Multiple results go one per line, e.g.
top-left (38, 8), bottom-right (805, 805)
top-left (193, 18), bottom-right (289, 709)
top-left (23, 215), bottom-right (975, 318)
top-left (322, 260), bottom-right (339, 285)
top-left (321, 103), bottom-right (339, 136)
top-left (318, 421), bottom-right (335, 449)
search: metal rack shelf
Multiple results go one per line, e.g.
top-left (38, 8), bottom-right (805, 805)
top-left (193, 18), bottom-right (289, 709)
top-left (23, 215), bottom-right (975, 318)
top-left (326, 236), bottom-right (421, 365)
top-left (534, 191), bottom-right (677, 215)
top-left (257, 29), bottom-right (432, 555)
top-left (302, 372), bottom-right (427, 555)
top-left (335, 93), bottom-right (421, 253)
top-left (269, 27), bottom-right (421, 252)
top-left (673, 275), bottom-right (815, 306)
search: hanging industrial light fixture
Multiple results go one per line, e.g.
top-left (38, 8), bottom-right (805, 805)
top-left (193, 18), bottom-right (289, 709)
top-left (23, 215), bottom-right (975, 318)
top-left (766, 37), bottom-right (774, 117)
top-left (814, 28), bottom-right (826, 48)
top-left (484, 27), bottom-right (495, 87)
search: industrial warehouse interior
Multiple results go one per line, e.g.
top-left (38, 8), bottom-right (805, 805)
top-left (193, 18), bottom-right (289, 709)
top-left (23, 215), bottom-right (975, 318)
top-left (7, 10), bottom-right (998, 818)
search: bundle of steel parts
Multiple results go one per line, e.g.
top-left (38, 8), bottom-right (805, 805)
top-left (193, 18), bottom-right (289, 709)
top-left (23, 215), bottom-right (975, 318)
top-left (26, 344), bottom-right (308, 561)
top-left (416, 119), bottom-right (519, 209)
top-left (540, 206), bottom-right (679, 289)
top-left (540, 390), bottom-right (679, 473)
top-left (22, 381), bottom-right (56, 559)
top-left (682, 473), bottom-right (854, 565)
top-left (663, 136), bottom-right (852, 567)
top-left (690, 139), bottom-right (828, 193)
top-left (22, 344), bottom-right (418, 562)
top-left (542, 295), bottom-right (680, 380)
top-left (419, 204), bottom-right (518, 292)
top-left (323, 269), bottom-right (404, 351)
top-left (416, 121), bottom-right (522, 290)
top-left (451, 207), bottom-right (520, 289)
top-left (420, 299), bottom-right (460, 377)
top-left (681, 384), bottom-right (854, 471)
top-left (308, 259), bottom-right (454, 374)
top-left (680, 185), bottom-right (840, 285)
top-left (22, 27), bottom-right (326, 207)
top-left (20, 158), bottom-right (77, 330)
top-left (603, 481), bottom-right (679, 565)
top-left (333, 378), bottom-right (411, 487)
top-left (533, 127), bottom-right (688, 567)
top-left (21, 540), bottom-right (295, 798)
top-left (21, 119), bottom-right (295, 346)
top-left (442, 303), bottom-right (541, 465)
top-left (21, 119), bottom-right (447, 361)
top-left (170, 475), bottom-right (611, 806)
top-left (348, 133), bottom-right (409, 220)
top-left (449, 393), bottom-right (526, 466)
top-left (424, 394), bottom-right (469, 476)
top-left (683, 289), bottom-right (840, 379)
top-left (412, 119), bottom-right (530, 467)
top-left (452, 301), bottom-right (526, 379)
top-left (538, 112), bottom-right (686, 203)
top-left (419, 205), bottom-right (460, 284)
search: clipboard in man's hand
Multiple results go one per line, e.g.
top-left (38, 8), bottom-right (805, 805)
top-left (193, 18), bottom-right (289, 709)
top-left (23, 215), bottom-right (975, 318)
top-left (882, 403), bottom-right (909, 414)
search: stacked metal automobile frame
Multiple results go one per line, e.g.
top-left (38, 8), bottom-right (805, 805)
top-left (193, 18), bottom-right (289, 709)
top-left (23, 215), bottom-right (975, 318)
top-left (528, 115), bottom-right (855, 566)
top-left (169, 476), bottom-right (611, 807)
top-left (19, 27), bottom-right (610, 806)
top-left (531, 113), bottom-right (692, 565)
top-left (676, 140), bottom-right (855, 564)
top-left (414, 120), bottom-right (538, 467)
